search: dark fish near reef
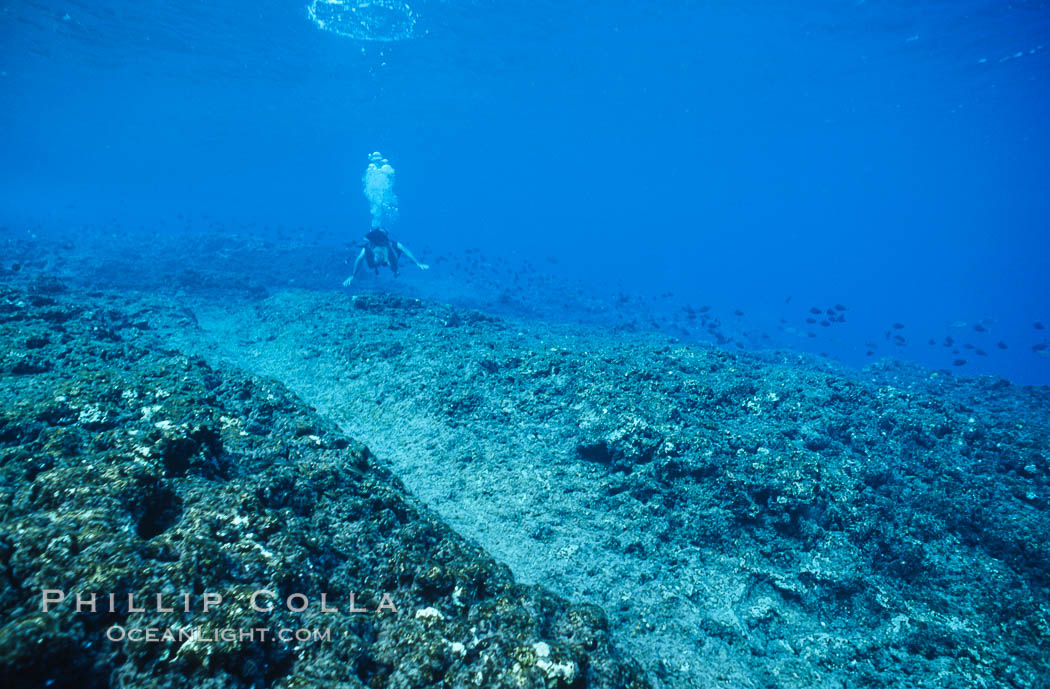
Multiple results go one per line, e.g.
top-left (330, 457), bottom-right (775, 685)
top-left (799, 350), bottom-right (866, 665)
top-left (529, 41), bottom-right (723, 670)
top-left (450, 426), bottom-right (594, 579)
top-left (973, 324), bottom-right (987, 333)
top-left (997, 341), bottom-right (1008, 349)
top-left (834, 304), bottom-right (847, 311)
top-left (892, 323), bottom-right (905, 330)
top-left (806, 317), bottom-right (817, 324)
top-left (953, 359), bottom-right (967, 366)
top-left (809, 307), bottom-right (822, 315)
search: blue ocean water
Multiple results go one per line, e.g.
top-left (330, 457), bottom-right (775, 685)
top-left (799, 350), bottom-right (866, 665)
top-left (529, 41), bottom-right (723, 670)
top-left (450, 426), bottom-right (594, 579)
top-left (2, 0), bottom-right (1049, 383)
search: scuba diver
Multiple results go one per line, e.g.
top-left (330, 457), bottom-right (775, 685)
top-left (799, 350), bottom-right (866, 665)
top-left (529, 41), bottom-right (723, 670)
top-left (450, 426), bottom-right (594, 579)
top-left (343, 227), bottom-right (428, 286)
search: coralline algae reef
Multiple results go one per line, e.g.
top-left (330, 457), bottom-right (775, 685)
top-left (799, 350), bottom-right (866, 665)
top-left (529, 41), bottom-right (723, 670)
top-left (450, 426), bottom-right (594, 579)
top-left (176, 289), bottom-right (1050, 689)
top-left (0, 284), bottom-right (649, 689)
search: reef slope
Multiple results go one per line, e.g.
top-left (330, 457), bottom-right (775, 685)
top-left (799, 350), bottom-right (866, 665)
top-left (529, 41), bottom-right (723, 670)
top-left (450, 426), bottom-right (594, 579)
top-left (0, 284), bottom-right (649, 689)
top-left (170, 288), bottom-right (1050, 689)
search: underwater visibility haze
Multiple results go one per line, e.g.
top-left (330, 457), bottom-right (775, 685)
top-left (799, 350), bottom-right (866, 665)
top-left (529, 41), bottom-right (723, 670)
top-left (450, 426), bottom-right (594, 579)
top-left (2, 1), bottom-right (1050, 688)
top-left (3, 0), bottom-right (1050, 382)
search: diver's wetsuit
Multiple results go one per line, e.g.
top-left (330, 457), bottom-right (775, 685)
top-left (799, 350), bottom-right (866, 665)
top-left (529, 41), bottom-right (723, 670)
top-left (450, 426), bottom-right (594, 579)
top-left (363, 228), bottom-right (401, 276)
top-left (343, 227), bottom-right (428, 286)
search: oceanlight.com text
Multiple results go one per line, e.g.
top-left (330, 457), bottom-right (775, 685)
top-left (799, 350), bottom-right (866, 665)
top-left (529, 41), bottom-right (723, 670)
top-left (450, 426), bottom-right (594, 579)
top-left (105, 626), bottom-right (333, 644)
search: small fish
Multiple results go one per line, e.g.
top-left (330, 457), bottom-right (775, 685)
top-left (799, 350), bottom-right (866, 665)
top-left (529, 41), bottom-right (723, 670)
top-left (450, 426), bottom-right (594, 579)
top-left (806, 317), bottom-right (817, 324)
top-left (821, 320), bottom-right (831, 327)
top-left (834, 304), bottom-right (847, 311)
top-left (1036, 322), bottom-right (1046, 330)
top-left (976, 349), bottom-right (987, 356)
top-left (892, 322), bottom-right (905, 330)
top-left (973, 324), bottom-right (987, 333)
top-left (953, 359), bottom-right (967, 366)
top-left (963, 343), bottom-right (975, 350)
top-left (1034, 343), bottom-right (1049, 352)
top-left (997, 341), bottom-right (1008, 349)
top-left (942, 336), bottom-right (954, 347)
top-left (809, 307), bottom-right (823, 315)
top-left (928, 339), bottom-right (936, 346)
top-left (733, 309), bottom-right (744, 316)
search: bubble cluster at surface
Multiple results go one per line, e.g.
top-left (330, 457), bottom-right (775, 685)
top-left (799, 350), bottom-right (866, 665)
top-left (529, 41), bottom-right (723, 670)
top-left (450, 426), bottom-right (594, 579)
top-left (307, 0), bottom-right (417, 42)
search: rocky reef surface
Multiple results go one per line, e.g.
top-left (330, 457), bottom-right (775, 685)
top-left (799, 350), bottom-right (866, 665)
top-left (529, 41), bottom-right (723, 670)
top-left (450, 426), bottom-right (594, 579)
top-left (0, 283), bottom-right (649, 689)
top-left (167, 289), bottom-right (1050, 689)
top-left (2, 227), bottom-right (1049, 688)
